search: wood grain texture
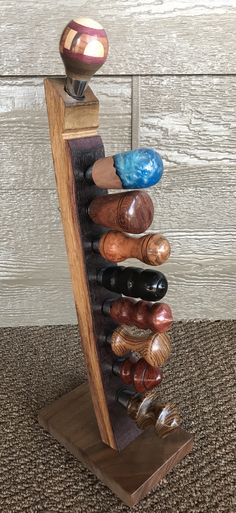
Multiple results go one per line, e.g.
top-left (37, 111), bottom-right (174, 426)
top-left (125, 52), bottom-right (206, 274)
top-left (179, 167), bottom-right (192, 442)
top-left (88, 190), bottom-right (154, 233)
top-left (107, 299), bottom-right (173, 332)
top-left (38, 382), bottom-right (193, 507)
top-left (140, 76), bottom-right (236, 191)
top-left (0, 75), bottom-right (234, 196)
top-left (125, 388), bottom-right (181, 438)
top-left (111, 328), bottom-right (171, 367)
top-left (1, 1), bottom-right (236, 75)
top-left (98, 231), bottom-right (171, 265)
top-left (0, 77), bottom-right (131, 190)
top-left (113, 358), bottom-right (163, 393)
top-left (43, 79), bottom-right (118, 449)
top-left (67, 133), bottom-right (143, 451)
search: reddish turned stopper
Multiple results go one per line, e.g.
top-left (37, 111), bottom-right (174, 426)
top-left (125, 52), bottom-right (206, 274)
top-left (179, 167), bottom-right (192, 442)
top-left (97, 231), bottom-right (171, 266)
top-left (104, 298), bottom-right (173, 333)
top-left (88, 191), bottom-right (154, 233)
top-left (113, 358), bottom-right (163, 393)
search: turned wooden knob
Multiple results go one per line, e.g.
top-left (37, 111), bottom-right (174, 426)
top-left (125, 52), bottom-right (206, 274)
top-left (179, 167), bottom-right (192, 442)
top-left (88, 191), bottom-right (154, 233)
top-left (113, 358), bottom-right (163, 393)
top-left (103, 298), bottom-right (173, 333)
top-left (59, 17), bottom-right (109, 99)
top-left (85, 148), bottom-right (163, 189)
top-left (117, 388), bottom-right (180, 438)
top-left (110, 327), bottom-right (171, 367)
top-left (97, 266), bottom-right (168, 301)
top-left (95, 231), bottom-right (171, 265)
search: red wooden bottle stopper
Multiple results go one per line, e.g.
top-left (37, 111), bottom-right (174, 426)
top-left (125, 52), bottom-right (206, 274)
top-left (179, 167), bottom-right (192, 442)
top-left (113, 358), bottom-right (163, 393)
top-left (103, 298), bottom-right (173, 333)
top-left (88, 191), bottom-right (154, 233)
top-left (94, 231), bottom-right (171, 266)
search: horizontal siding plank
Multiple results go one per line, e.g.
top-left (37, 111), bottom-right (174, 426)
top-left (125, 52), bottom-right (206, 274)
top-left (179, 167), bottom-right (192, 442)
top-left (1, 1), bottom-right (236, 75)
top-left (148, 186), bottom-right (235, 232)
top-left (0, 77), bottom-right (131, 190)
top-left (1, 256), bottom-right (235, 325)
top-left (1, 76), bottom-right (235, 191)
top-left (0, 190), bottom-right (235, 326)
top-left (140, 76), bottom-right (236, 181)
top-left (140, 75), bottom-right (236, 239)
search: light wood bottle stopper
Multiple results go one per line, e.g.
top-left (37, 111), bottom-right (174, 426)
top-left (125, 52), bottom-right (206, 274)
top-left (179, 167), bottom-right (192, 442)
top-left (117, 388), bottom-right (181, 438)
top-left (94, 231), bottom-right (171, 265)
top-left (109, 328), bottom-right (171, 367)
top-left (60, 17), bottom-right (109, 99)
top-left (85, 148), bottom-right (164, 189)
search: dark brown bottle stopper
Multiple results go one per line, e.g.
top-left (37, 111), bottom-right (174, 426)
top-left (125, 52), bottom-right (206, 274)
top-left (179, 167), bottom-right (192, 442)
top-left (113, 358), bottom-right (163, 393)
top-left (95, 231), bottom-right (171, 265)
top-left (88, 191), bottom-right (154, 233)
top-left (110, 327), bottom-right (171, 367)
top-left (103, 298), bottom-right (173, 333)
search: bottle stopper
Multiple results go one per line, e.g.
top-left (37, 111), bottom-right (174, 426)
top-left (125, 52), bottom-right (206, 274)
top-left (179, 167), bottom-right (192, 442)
top-left (59, 17), bottom-right (109, 99)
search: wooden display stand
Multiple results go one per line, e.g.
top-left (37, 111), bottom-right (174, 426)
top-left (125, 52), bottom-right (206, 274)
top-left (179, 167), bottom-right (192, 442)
top-left (38, 77), bottom-right (193, 506)
top-left (39, 383), bottom-right (192, 507)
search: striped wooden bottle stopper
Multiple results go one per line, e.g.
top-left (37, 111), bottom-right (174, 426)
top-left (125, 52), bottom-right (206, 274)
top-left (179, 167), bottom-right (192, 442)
top-left (60, 17), bottom-right (109, 99)
top-left (109, 327), bottom-right (171, 367)
top-left (117, 388), bottom-right (181, 438)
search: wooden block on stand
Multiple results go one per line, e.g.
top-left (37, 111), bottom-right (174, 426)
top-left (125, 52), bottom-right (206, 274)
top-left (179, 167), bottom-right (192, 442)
top-left (39, 383), bottom-right (193, 507)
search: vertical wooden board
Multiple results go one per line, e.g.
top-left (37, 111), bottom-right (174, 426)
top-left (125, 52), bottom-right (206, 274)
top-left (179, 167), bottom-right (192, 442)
top-left (41, 78), bottom-right (143, 450)
top-left (1, 1), bottom-right (236, 74)
top-left (0, 77), bottom-right (131, 190)
top-left (43, 80), bottom-right (117, 449)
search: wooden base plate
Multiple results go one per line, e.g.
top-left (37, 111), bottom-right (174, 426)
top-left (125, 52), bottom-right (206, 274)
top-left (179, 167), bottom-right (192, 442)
top-left (38, 383), bottom-right (193, 507)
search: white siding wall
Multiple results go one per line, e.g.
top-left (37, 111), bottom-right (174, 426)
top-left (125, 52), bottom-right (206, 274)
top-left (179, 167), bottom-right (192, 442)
top-left (0, 1), bottom-right (235, 325)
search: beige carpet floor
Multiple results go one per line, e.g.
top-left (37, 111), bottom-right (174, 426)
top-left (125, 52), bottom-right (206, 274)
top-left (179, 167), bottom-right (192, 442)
top-left (0, 322), bottom-right (235, 512)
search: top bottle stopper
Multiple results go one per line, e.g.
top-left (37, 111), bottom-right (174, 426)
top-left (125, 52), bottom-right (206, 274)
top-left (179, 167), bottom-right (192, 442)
top-left (59, 17), bottom-right (109, 99)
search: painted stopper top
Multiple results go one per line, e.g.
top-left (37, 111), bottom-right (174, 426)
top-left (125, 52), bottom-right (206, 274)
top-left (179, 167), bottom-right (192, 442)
top-left (113, 148), bottom-right (164, 189)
